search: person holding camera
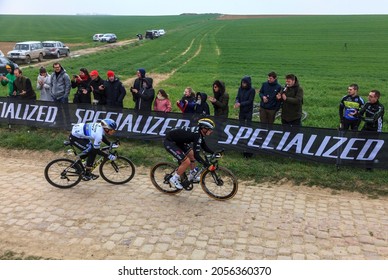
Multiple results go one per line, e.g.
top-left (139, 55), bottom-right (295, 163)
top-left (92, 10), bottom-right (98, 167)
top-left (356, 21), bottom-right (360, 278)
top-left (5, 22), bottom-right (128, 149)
top-left (89, 70), bottom-right (106, 105)
top-left (71, 68), bottom-right (92, 104)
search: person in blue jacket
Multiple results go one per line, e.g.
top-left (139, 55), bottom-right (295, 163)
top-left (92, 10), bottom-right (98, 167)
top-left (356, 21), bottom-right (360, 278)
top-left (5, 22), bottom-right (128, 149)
top-left (259, 71), bottom-right (282, 124)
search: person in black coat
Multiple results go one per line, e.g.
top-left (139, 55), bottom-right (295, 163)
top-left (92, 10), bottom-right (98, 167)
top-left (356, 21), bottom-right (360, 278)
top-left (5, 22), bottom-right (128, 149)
top-left (71, 68), bottom-right (91, 104)
top-left (103, 70), bottom-right (126, 108)
top-left (234, 75), bottom-right (256, 158)
top-left (89, 70), bottom-right (106, 105)
top-left (194, 92), bottom-right (210, 116)
top-left (134, 77), bottom-right (155, 112)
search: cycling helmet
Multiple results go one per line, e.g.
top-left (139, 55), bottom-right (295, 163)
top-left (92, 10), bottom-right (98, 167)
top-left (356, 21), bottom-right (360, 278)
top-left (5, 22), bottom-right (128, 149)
top-left (198, 118), bottom-right (215, 130)
top-left (101, 118), bottom-right (117, 130)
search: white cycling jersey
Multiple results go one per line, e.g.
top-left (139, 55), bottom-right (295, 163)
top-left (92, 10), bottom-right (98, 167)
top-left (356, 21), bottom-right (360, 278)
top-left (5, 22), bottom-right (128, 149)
top-left (71, 122), bottom-right (105, 149)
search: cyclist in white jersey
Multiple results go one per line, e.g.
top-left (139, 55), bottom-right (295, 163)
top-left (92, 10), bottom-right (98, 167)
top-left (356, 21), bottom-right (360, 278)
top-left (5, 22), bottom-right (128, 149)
top-left (69, 118), bottom-right (117, 180)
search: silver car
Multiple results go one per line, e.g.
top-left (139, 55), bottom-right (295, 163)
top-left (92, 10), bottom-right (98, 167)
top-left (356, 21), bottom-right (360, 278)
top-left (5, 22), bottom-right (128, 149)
top-left (7, 41), bottom-right (45, 64)
top-left (100, 33), bottom-right (117, 43)
top-left (42, 41), bottom-right (70, 58)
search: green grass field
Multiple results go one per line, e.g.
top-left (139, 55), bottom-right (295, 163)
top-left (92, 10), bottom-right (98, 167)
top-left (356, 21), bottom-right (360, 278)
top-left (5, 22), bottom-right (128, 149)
top-left (1, 14), bottom-right (388, 129)
top-left (1, 14), bottom-right (387, 195)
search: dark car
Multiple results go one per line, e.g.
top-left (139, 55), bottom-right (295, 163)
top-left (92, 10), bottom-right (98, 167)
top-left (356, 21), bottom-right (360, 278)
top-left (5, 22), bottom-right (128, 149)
top-left (100, 33), bottom-right (117, 43)
top-left (145, 30), bottom-right (160, 40)
top-left (42, 41), bottom-right (70, 58)
top-left (0, 57), bottom-right (18, 76)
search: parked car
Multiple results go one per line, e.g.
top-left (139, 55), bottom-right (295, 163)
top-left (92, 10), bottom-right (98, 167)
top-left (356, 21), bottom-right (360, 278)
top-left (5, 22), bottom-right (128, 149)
top-left (0, 57), bottom-right (18, 76)
top-left (100, 33), bottom-right (117, 43)
top-left (93, 33), bottom-right (104, 41)
top-left (158, 29), bottom-right (166, 36)
top-left (42, 41), bottom-right (70, 58)
top-left (7, 41), bottom-right (45, 64)
top-left (145, 30), bottom-right (160, 39)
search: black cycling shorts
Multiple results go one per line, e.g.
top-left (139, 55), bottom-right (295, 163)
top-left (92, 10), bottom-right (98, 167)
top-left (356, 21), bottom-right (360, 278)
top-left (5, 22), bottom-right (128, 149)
top-left (163, 139), bottom-right (191, 163)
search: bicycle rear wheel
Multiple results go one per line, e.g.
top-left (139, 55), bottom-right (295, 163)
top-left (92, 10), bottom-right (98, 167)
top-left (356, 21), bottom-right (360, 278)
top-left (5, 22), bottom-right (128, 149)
top-left (99, 156), bottom-right (136, 184)
top-left (44, 158), bottom-right (82, 188)
top-left (200, 166), bottom-right (238, 200)
top-left (150, 162), bottom-right (182, 194)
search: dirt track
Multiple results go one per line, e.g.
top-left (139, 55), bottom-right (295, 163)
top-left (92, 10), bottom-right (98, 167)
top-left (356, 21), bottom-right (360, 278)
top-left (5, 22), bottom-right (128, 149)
top-left (0, 149), bottom-right (387, 260)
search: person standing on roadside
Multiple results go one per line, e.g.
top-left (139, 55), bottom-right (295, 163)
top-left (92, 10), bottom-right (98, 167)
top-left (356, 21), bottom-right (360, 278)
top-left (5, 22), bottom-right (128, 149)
top-left (134, 77), bottom-right (155, 112)
top-left (208, 80), bottom-right (229, 118)
top-left (153, 89), bottom-right (172, 113)
top-left (89, 70), bottom-right (106, 105)
top-left (12, 68), bottom-right (36, 100)
top-left (339, 83), bottom-right (365, 131)
top-left (130, 68), bottom-right (150, 109)
top-left (71, 68), bottom-right (92, 104)
top-left (259, 71), bottom-right (282, 124)
top-left (277, 74), bottom-right (304, 126)
top-left (0, 63), bottom-right (16, 97)
top-left (234, 75), bottom-right (256, 158)
top-left (36, 67), bottom-right (52, 101)
top-left (50, 62), bottom-right (71, 103)
top-left (103, 70), bottom-right (126, 108)
top-left (357, 90), bottom-right (384, 132)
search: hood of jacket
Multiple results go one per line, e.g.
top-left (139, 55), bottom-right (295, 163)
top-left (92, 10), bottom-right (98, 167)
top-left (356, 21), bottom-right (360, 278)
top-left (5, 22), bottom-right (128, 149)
top-left (240, 76), bottom-right (252, 89)
top-left (196, 92), bottom-right (208, 102)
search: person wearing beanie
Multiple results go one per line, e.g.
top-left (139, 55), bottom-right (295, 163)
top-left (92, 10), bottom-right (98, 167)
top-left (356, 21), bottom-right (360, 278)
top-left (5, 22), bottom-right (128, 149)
top-left (103, 70), bottom-right (126, 108)
top-left (138, 68), bottom-right (146, 78)
top-left (89, 70), bottom-right (106, 105)
top-left (0, 63), bottom-right (17, 97)
top-left (36, 66), bottom-right (53, 101)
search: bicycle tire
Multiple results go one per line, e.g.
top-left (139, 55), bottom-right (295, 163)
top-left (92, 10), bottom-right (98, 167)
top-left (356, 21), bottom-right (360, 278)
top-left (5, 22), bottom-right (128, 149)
top-left (200, 166), bottom-right (238, 200)
top-left (150, 162), bottom-right (183, 194)
top-left (44, 158), bottom-right (82, 189)
top-left (99, 156), bottom-right (136, 184)
top-left (275, 110), bottom-right (308, 121)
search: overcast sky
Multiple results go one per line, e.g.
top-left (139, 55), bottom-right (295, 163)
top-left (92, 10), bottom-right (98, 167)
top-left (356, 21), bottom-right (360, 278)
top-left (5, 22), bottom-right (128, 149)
top-left (2, 0), bottom-right (388, 15)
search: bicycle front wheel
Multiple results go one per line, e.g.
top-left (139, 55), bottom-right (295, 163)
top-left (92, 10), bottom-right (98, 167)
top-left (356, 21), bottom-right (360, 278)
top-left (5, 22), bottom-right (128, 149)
top-left (44, 158), bottom-right (82, 189)
top-left (200, 166), bottom-right (238, 200)
top-left (150, 162), bottom-right (182, 194)
top-left (99, 156), bottom-right (136, 184)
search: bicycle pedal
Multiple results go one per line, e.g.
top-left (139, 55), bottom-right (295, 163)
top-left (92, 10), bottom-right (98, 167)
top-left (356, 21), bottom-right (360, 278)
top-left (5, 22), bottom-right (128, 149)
top-left (182, 181), bottom-right (193, 191)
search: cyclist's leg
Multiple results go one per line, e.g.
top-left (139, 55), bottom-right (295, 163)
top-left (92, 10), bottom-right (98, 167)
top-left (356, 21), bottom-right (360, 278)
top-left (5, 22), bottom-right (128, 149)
top-left (69, 134), bottom-right (89, 159)
top-left (163, 140), bottom-right (189, 189)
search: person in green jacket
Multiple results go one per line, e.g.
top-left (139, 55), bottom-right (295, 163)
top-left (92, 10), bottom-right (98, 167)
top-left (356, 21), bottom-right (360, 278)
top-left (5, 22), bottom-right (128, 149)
top-left (0, 63), bottom-right (16, 97)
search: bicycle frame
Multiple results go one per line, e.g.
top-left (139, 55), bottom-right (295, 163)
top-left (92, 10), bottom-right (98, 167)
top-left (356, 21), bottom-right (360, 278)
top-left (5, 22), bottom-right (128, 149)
top-left (180, 152), bottom-right (222, 190)
top-left (65, 140), bottom-right (119, 173)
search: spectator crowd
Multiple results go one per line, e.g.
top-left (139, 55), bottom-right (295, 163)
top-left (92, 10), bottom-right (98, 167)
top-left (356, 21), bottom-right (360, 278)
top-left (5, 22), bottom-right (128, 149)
top-left (0, 63), bottom-right (384, 135)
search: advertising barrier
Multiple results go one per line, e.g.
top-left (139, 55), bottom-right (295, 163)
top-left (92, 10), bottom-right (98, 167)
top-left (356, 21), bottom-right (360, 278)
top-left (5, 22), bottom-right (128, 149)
top-left (0, 97), bottom-right (386, 169)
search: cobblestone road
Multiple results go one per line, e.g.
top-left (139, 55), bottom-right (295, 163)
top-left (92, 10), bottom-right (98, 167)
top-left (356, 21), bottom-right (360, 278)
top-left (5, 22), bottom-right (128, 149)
top-left (0, 150), bottom-right (387, 260)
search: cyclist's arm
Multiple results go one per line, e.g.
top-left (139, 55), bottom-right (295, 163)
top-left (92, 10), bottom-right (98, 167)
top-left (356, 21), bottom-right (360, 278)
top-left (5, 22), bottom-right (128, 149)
top-left (193, 136), bottom-right (213, 166)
